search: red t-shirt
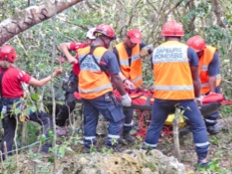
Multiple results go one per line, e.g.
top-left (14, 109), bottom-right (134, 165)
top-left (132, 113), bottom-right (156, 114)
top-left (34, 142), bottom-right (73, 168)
top-left (70, 42), bottom-right (89, 76)
top-left (0, 67), bottom-right (31, 98)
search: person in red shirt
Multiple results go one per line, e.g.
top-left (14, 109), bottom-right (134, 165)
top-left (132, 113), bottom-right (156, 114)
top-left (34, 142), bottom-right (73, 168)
top-left (0, 45), bottom-right (63, 160)
top-left (56, 28), bottom-right (96, 135)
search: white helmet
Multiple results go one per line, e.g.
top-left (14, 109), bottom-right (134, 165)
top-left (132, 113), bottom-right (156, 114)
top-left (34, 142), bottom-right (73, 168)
top-left (86, 28), bottom-right (96, 40)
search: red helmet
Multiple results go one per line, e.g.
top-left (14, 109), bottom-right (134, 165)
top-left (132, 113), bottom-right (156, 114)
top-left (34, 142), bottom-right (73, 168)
top-left (94, 24), bottom-right (116, 40)
top-left (187, 35), bottom-right (206, 52)
top-left (162, 20), bottom-right (184, 37)
top-left (0, 45), bottom-right (17, 63)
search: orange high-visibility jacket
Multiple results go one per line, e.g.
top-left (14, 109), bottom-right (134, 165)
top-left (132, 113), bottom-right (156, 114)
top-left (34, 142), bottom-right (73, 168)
top-left (199, 46), bottom-right (221, 94)
top-left (152, 41), bottom-right (194, 100)
top-left (115, 42), bottom-right (143, 87)
top-left (78, 46), bottom-right (113, 99)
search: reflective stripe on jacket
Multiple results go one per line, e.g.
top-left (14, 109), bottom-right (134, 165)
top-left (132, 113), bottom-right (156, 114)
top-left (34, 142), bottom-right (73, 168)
top-left (115, 42), bottom-right (143, 87)
top-left (78, 46), bottom-right (113, 99)
top-left (152, 41), bottom-right (194, 100)
top-left (199, 46), bottom-right (221, 94)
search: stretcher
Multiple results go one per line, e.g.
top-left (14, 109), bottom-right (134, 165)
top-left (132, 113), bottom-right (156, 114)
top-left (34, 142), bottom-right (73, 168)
top-left (113, 89), bottom-right (225, 139)
top-left (74, 89), bottom-right (226, 139)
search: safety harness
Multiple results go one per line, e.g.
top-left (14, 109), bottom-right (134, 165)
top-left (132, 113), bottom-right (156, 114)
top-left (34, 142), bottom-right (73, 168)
top-left (79, 45), bottom-right (108, 75)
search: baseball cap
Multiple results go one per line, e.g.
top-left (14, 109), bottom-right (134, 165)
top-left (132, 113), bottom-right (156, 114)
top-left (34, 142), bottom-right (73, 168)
top-left (127, 29), bottom-right (142, 44)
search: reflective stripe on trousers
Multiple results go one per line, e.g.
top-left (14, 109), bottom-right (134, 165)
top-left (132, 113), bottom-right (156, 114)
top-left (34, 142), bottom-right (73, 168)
top-left (124, 121), bottom-right (133, 127)
top-left (108, 134), bottom-right (120, 139)
top-left (84, 136), bottom-right (96, 140)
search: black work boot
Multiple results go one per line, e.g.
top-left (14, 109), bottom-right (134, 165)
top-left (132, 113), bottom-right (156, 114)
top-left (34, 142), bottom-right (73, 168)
top-left (196, 152), bottom-right (211, 169)
top-left (106, 144), bottom-right (122, 153)
top-left (122, 132), bottom-right (135, 144)
top-left (207, 124), bottom-right (220, 135)
top-left (84, 147), bottom-right (90, 154)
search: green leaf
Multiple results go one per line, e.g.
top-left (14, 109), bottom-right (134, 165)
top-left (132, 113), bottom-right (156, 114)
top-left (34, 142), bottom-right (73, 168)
top-left (31, 93), bottom-right (40, 101)
top-left (31, 105), bottom-right (37, 112)
top-left (48, 130), bottom-right (54, 138)
top-left (24, 107), bottom-right (31, 116)
top-left (65, 147), bottom-right (73, 152)
top-left (59, 147), bottom-right (65, 158)
top-left (14, 107), bottom-right (21, 115)
top-left (40, 134), bottom-right (46, 143)
top-left (48, 156), bottom-right (54, 163)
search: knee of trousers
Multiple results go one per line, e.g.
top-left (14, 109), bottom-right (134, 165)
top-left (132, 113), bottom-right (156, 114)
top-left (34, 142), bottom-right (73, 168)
top-left (205, 110), bottom-right (219, 120)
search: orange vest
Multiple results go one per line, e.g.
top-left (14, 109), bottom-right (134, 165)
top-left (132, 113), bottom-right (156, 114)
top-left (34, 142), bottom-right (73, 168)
top-left (78, 46), bottom-right (113, 99)
top-left (199, 46), bottom-right (221, 94)
top-left (152, 41), bottom-right (194, 100)
top-left (115, 42), bottom-right (143, 87)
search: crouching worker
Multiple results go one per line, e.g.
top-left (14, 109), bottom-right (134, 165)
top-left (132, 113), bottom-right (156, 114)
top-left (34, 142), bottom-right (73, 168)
top-left (77, 24), bottom-right (132, 153)
top-left (0, 45), bottom-right (63, 160)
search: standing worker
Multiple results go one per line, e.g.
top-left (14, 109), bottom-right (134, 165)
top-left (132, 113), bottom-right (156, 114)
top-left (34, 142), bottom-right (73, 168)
top-left (77, 24), bottom-right (131, 152)
top-left (113, 29), bottom-right (153, 143)
top-left (187, 35), bottom-right (221, 134)
top-left (143, 20), bottom-right (210, 168)
top-left (56, 28), bottom-right (96, 135)
top-left (0, 45), bottom-right (63, 160)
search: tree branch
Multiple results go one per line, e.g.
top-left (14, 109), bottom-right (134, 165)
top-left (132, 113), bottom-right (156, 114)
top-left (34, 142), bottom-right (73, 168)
top-left (212, 0), bottom-right (226, 28)
top-left (165, 0), bottom-right (186, 17)
top-left (0, 0), bottom-right (83, 46)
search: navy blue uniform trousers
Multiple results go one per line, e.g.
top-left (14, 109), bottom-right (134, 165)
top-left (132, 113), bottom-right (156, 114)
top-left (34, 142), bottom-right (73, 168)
top-left (82, 92), bottom-right (125, 148)
top-left (144, 99), bottom-right (209, 155)
top-left (1, 111), bottom-right (53, 160)
top-left (204, 86), bottom-right (221, 126)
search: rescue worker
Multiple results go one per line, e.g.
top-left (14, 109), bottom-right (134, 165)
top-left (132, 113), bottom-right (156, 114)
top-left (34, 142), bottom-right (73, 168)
top-left (143, 20), bottom-right (210, 168)
top-left (187, 35), bottom-right (221, 134)
top-left (0, 45), bottom-right (63, 160)
top-left (56, 28), bottom-right (96, 135)
top-left (77, 24), bottom-right (131, 152)
top-left (113, 29), bottom-right (153, 143)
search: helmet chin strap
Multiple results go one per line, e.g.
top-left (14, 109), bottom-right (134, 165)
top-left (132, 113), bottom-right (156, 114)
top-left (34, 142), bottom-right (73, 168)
top-left (100, 36), bottom-right (109, 48)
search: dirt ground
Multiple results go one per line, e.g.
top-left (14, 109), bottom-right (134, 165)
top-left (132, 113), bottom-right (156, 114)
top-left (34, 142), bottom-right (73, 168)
top-left (1, 111), bottom-right (232, 174)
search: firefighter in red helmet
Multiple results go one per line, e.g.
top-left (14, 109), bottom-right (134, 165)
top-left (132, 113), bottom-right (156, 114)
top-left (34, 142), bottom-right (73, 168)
top-left (77, 24), bottom-right (131, 152)
top-left (187, 35), bottom-right (221, 135)
top-left (0, 45), bottom-right (63, 160)
top-left (142, 20), bottom-right (210, 168)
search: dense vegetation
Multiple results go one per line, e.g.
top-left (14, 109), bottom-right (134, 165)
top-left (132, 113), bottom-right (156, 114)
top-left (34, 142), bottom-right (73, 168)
top-left (0, 0), bottom-right (232, 173)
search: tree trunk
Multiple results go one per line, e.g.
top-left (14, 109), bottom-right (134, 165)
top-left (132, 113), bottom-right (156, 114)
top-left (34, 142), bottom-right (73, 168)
top-left (173, 108), bottom-right (181, 161)
top-left (21, 122), bottom-right (28, 147)
top-left (212, 0), bottom-right (226, 28)
top-left (0, 0), bottom-right (83, 46)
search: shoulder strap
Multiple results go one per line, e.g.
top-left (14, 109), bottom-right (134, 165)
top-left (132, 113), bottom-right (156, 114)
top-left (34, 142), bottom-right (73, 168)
top-left (79, 45), bottom-right (99, 65)
top-left (79, 45), bottom-right (107, 74)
